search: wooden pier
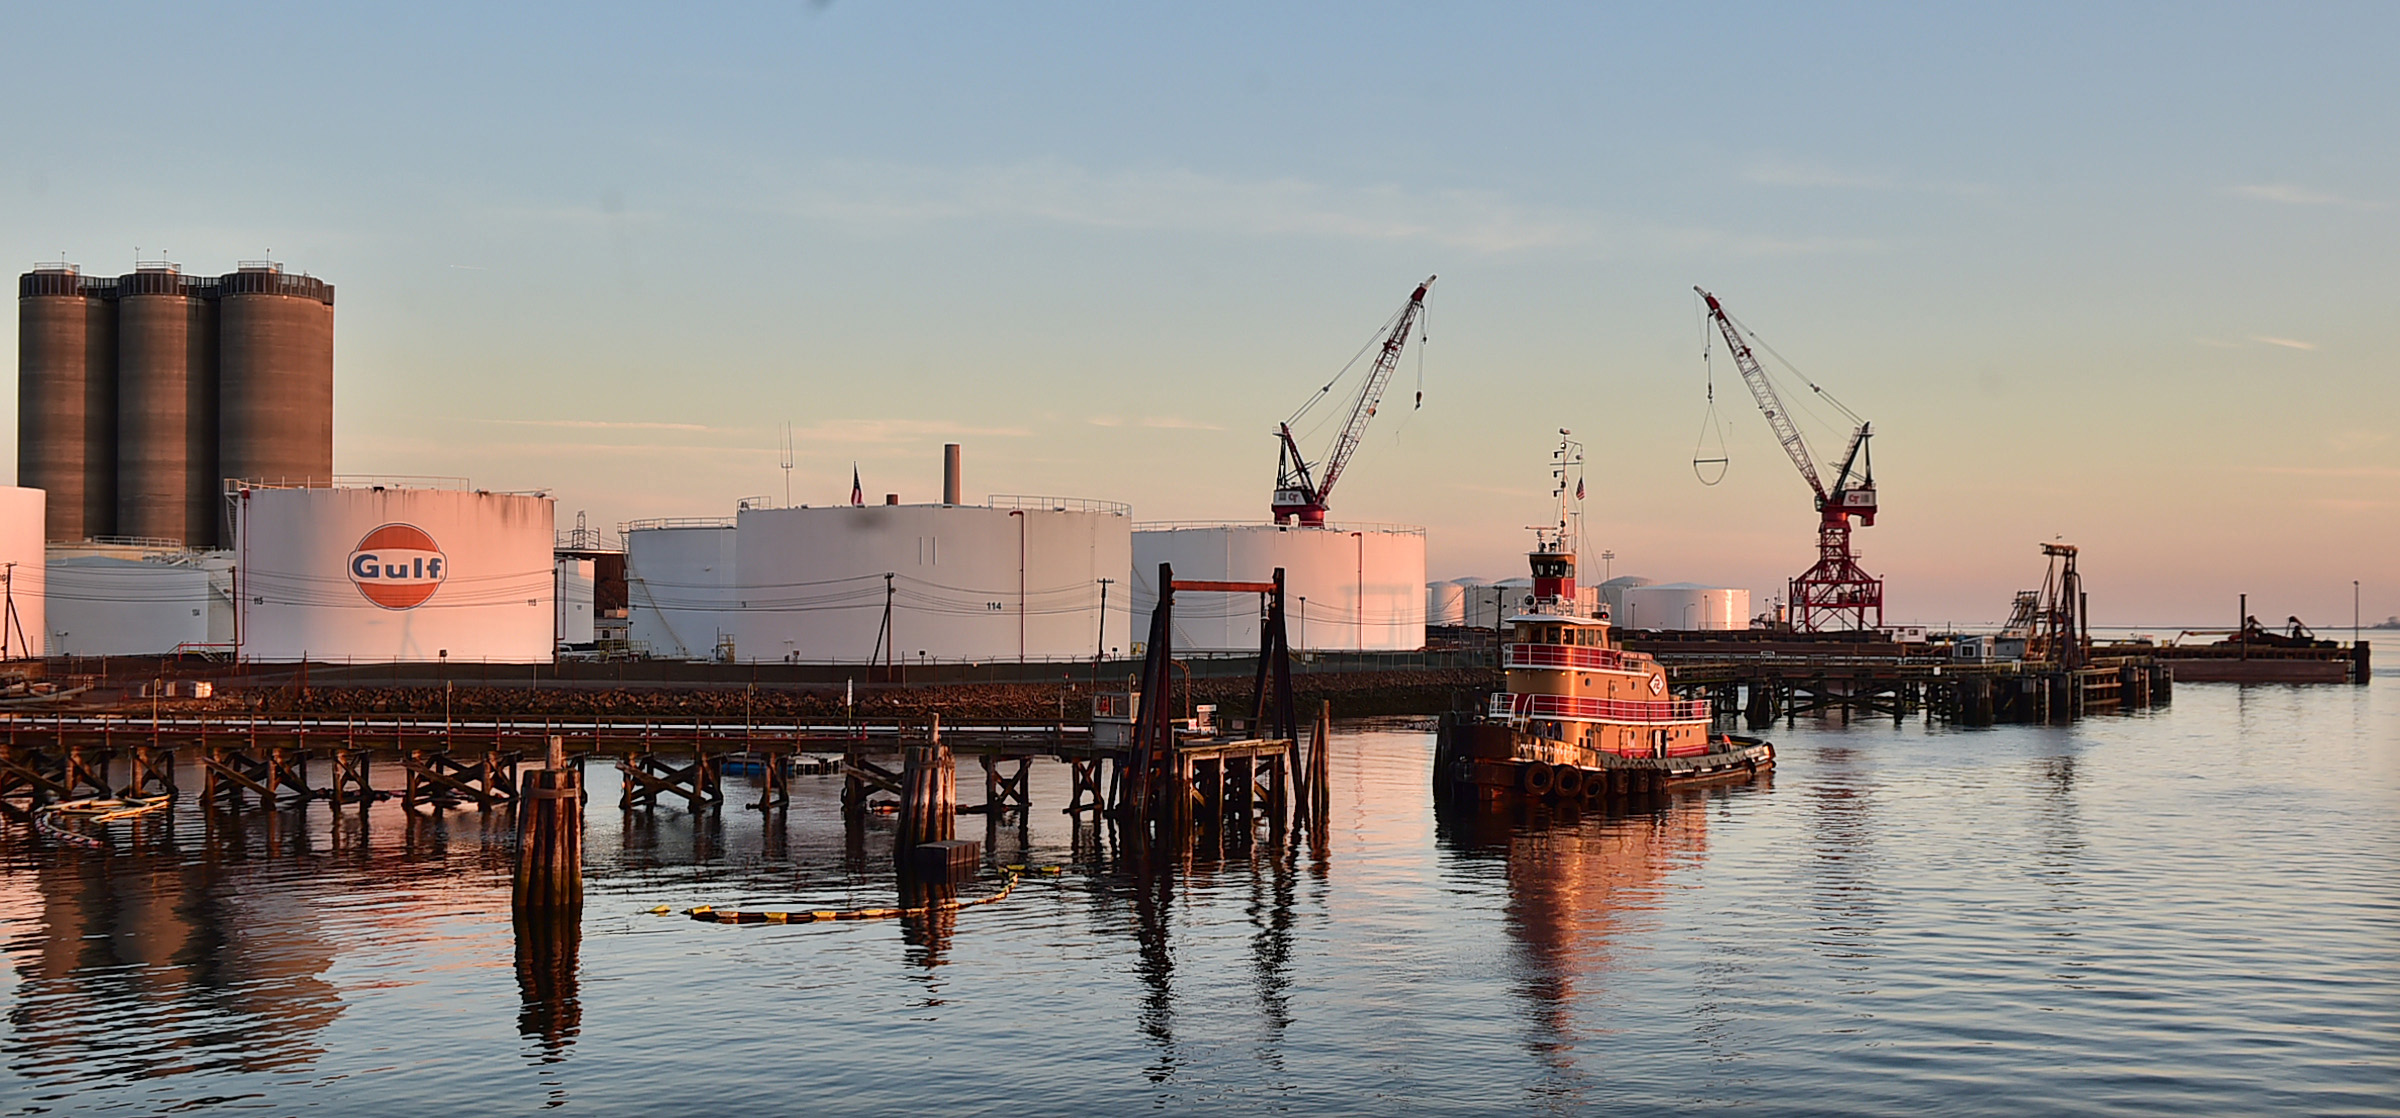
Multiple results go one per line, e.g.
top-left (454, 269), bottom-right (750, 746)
top-left (1, 562), bottom-right (1339, 906)
top-left (1660, 654), bottom-right (2172, 727)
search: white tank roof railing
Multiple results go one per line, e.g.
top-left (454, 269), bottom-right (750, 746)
top-left (227, 475), bottom-right (472, 493)
top-left (986, 495), bottom-right (1131, 515)
top-left (621, 516), bottom-right (738, 533)
top-left (1134, 520), bottom-right (1425, 536)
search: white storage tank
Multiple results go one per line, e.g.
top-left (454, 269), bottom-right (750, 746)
top-left (556, 557), bottom-right (595, 646)
top-left (1598, 575), bottom-right (1654, 623)
top-left (1132, 522), bottom-right (1426, 652)
top-left (1426, 580), bottom-right (1466, 627)
top-left (1452, 579), bottom-right (1498, 629)
top-left (232, 482), bottom-right (556, 662)
top-left (623, 519), bottom-right (737, 660)
top-left (0, 488), bottom-right (43, 659)
top-left (1619, 583), bottom-right (1751, 631)
top-left (45, 555), bottom-right (211, 654)
top-left (731, 497), bottom-right (1131, 662)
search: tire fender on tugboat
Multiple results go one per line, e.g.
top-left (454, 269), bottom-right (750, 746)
top-left (1521, 762), bottom-right (1555, 796)
top-left (1553, 765), bottom-right (1585, 798)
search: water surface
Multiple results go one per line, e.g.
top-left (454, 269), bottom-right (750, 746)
top-left (4, 678), bottom-right (2394, 1114)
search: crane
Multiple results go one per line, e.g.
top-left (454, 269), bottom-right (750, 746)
top-left (1273, 276), bottom-right (1435, 527)
top-left (1695, 287), bottom-right (1883, 632)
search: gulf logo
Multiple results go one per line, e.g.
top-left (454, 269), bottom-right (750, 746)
top-left (348, 523), bottom-right (448, 610)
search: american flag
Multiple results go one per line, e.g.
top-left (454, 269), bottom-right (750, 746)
top-left (1574, 476), bottom-right (1584, 501)
top-left (851, 466), bottom-right (864, 506)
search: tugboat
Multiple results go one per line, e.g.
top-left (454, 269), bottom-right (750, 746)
top-left (1435, 435), bottom-right (1773, 806)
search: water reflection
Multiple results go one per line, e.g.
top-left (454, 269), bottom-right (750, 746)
top-left (3, 850), bottom-right (342, 1086)
top-left (1804, 746), bottom-right (1883, 965)
top-left (1440, 792), bottom-right (1721, 1107)
top-left (513, 909), bottom-right (581, 1060)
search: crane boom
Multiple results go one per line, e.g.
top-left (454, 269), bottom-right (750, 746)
top-left (1692, 285), bottom-right (1883, 633)
top-left (1274, 275), bottom-right (1434, 526)
top-left (1696, 287), bottom-right (1824, 502)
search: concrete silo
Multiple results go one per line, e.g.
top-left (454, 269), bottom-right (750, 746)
top-left (18, 258), bottom-right (334, 548)
top-left (1132, 522), bottom-right (1426, 653)
top-left (114, 265), bottom-right (218, 546)
top-left (17, 266), bottom-right (115, 541)
top-left (216, 264), bottom-right (333, 494)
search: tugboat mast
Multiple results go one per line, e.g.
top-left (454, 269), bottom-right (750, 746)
top-left (1528, 430), bottom-right (1586, 616)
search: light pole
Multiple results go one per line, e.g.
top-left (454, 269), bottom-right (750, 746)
top-left (1601, 550), bottom-right (1615, 582)
top-left (1351, 531), bottom-right (1365, 652)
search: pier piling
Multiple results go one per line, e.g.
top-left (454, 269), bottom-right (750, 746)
top-left (897, 716), bottom-right (957, 857)
top-left (512, 737), bottom-right (583, 912)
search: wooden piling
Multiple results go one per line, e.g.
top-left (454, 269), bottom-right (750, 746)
top-left (897, 716), bottom-right (957, 854)
top-left (513, 736), bottom-right (583, 912)
top-left (1306, 700), bottom-right (1332, 837)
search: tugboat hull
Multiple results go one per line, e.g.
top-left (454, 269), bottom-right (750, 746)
top-left (1435, 713), bottom-right (1772, 804)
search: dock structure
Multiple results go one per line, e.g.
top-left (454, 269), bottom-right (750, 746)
top-left (0, 564), bottom-right (1333, 877)
top-left (1659, 652), bottom-right (2171, 727)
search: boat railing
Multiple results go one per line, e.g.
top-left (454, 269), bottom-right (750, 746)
top-left (1504, 643), bottom-right (1634, 672)
top-left (1491, 691), bottom-right (1708, 724)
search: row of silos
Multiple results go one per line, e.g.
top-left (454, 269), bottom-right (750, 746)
top-left (18, 261), bottom-right (332, 546)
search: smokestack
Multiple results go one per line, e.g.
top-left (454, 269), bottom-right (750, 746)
top-left (943, 443), bottom-right (961, 505)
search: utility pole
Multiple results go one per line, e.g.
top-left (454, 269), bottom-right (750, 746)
top-left (1095, 578), bottom-right (1113, 670)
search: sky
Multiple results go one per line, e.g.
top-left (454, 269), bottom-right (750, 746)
top-left (3, 3), bottom-right (2393, 629)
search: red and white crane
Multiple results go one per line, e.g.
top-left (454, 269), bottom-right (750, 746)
top-left (1273, 276), bottom-right (1435, 527)
top-left (1695, 287), bottom-right (1883, 632)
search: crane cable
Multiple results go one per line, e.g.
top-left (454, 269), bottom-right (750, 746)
top-left (1738, 317), bottom-right (1864, 430)
top-left (1391, 300), bottom-right (1432, 438)
top-left (1693, 294), bottom-right (1730, 486)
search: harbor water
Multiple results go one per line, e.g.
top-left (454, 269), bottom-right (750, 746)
top-left (3, 677), bottom-right (2394, 1114)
